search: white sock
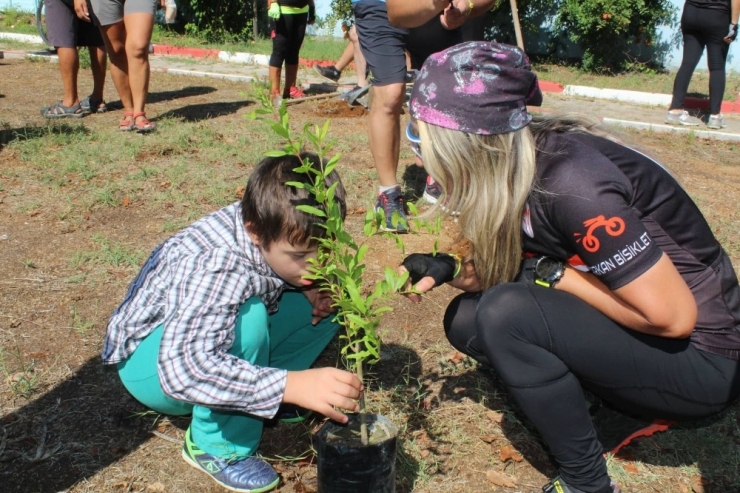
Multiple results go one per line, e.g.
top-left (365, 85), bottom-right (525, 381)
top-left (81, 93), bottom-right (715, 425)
top-left (379, 185), bottom-right (398, 194)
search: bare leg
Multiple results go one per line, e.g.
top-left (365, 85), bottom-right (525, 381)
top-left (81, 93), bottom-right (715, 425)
top-left (87, 45), bottom-right (107, 103)
top-left (349, 25), bottom-right (367, 87)
top-left (368, 83), bottom-right (405, 186)
top-left (334, 42), bottom-right (354, 72)
top-left (122, 12), bottom-right (154, 120)
top-left (269, 65), bottom-right (282, 97)
top-left (283, 64), bottom-right (298, 98)
top-left (100, 21), bottom-right (133, 114)
top-left (57, 47), bottom-right (80, 107)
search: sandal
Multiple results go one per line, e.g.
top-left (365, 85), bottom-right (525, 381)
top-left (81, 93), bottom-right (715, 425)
top-left (119, 112), bottom-right (135, 131)
top-left (41, 101), bottom-right (85, 119)
top-left (132, 112), bottom-right (156, 133)
top-left (80, 95), bottom-right (108, 114)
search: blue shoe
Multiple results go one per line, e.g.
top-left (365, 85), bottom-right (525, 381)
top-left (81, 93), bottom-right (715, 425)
top-left (182, 427), bottom-right (279, 492)
top-left (375, 186), bottom-right (409, 233)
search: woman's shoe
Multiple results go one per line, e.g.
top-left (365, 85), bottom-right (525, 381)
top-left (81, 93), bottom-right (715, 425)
top-left (119, 112), bottom-right (135, 131)
top-left (41, 101), bottom-right (85, 119)
top-left (707, 114), bottom-right (726, 130)
top-left (80, 95), bottom-right (108, 114)
top-left (132, 112), bottom-right (156, 133)
top-left (665, 110), bottom-right (701, 126)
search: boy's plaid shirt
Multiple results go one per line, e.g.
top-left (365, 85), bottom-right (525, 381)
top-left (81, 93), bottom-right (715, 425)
top-left (103, 202), bottom-right (288, 418)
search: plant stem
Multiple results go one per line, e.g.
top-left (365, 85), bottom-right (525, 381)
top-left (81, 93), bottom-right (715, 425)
top-left (355, 353), bottom-right (368, 446)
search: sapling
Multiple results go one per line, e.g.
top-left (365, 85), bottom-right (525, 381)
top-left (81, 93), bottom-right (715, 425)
top-left (250, 94), bottom-right (410, 445)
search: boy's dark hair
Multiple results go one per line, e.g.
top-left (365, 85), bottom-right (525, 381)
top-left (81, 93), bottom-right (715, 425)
top-left (241, 152), bottom-right (347, 250)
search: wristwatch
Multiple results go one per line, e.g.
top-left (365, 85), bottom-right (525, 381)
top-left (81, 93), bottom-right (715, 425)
top-left (534, 256), bottom-right (565, 288)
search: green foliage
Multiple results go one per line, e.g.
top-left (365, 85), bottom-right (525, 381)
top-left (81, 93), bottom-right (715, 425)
top-left (179, 0), bottom-right (258, 42)
top-left (250, 90), bottom-right (409, 439)
top-left (325, 0), bottom-right (353, 34)
top-left (556, 0), bottom-right (674, 72)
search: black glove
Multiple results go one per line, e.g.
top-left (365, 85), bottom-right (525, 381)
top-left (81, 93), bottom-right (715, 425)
top-left (514, 257), bottom-right (538, 285)
top-left (402, 253), bottom-right (458, 286)
top-left (727, 23), bottom-right (738, 41)
top-left (308, 4), bottom-right (316, 24)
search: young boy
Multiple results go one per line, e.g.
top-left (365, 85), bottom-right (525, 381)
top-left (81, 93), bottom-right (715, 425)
top-left (103, 153), bottom-right (362, 493)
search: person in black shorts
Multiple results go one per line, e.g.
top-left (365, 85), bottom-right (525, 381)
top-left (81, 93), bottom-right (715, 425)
top-left (41, 0), bottom-right (107, 118)
top-left (401, 41), bottom-right (740, 493)
top-left (351, 0), bottom-right (489, 232)
top-left (267, 0), bottom-right (316, 104)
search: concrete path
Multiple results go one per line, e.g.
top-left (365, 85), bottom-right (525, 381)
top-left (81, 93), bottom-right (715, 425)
top-left (2, 35), bottom-right (739, 141)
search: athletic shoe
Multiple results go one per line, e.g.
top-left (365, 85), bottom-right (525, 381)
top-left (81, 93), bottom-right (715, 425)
top-left (288, 86), bottom-right (306, 99)
top-left (543, 476), bottom-right (622, 493)
top-left (313, 64), bottom-right (341, 83)
top-left (423, 175), bottom-right (442, 204)
top-left (707, 114), bottom-right (726, 130)
top-left (592, 405), bottom-right (675, 455)
top-left (375, 186), bottom-right (409, 233)
top-left (275, 404), bottom-right (312, 424)
top-left (405, 69), bottom-right (419, 84)
top-left (182, 427), bottom-right (279, 493)
top-left (665, 110), bottom-right (701, 126)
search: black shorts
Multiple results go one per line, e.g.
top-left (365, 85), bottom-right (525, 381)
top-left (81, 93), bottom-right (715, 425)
top-left (353, 0), bottom-right (462, 85)
top-left (45, 0), bottom-right (104, 48)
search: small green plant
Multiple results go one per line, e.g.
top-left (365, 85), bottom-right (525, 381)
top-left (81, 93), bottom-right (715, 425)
top-left (250, 94), bottom-right (410, 445)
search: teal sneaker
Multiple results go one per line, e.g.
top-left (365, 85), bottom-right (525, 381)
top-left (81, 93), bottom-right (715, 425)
top-left (182, 428), bottom-right (279, 493)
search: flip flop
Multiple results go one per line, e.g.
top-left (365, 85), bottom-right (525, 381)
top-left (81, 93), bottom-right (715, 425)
top-left (80, 95), bottom-right (108, 114)
top-left (41, 102), bottom-right (85, 119)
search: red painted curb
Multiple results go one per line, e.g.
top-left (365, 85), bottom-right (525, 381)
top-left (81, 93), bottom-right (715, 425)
top-left (151, 44), bottom-right (220, 58)
top-left (684, 96), bottom-right (740, 114)
top-left (539, 80), bottom-right (564, 93)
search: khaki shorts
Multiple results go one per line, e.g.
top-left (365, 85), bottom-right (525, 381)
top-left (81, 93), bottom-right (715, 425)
top-left (89, 0), bottom-right (158, 27)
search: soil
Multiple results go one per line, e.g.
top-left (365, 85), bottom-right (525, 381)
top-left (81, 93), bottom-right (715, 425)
top-left (2, 57), bottom-right (740, 493)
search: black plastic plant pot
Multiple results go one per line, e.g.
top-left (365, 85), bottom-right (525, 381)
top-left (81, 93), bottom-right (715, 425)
top-left (316, 413), bottom-right (398, 493)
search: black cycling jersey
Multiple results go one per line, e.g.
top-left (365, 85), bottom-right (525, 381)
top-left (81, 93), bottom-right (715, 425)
top-left (522, 131), bottom-right (740, 359)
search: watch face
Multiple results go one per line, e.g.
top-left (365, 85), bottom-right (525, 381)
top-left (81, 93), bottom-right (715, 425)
top-left (536, 257), bottom-right (564, 282)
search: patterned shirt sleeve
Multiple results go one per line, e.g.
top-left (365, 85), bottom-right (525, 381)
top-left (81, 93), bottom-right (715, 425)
top-left (157, 247), bottom-right (286, 418)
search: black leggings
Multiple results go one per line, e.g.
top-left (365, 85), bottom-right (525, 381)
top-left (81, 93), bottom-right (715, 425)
top-left (669, 3), bottom-right (730, 115)
top-left (269, 13), bottom-right (308, 67)
top-left (445, 283), bottom-right (740, 492)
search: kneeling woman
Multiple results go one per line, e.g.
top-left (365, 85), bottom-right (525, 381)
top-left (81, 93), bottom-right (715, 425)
top-left (401, 41), bottom-right (740, 493)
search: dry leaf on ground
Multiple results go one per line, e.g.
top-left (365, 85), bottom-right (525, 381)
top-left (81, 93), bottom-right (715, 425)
top-left (499, 445), bottom-right (523, 462)
top-left (485, 469), bottom-right (517, 488)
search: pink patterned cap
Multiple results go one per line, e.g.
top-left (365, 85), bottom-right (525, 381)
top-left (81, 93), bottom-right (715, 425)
top-left (409, 41), bottom-right (543, 135)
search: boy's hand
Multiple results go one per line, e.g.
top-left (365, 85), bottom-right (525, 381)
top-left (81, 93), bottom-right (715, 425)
top-left (283, 368), bottom-right (363, 423)
top-left (303, 286), bottom-right (335, 324)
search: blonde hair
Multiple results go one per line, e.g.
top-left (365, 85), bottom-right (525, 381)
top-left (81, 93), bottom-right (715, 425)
top-left (419, 121), bottom-right (537, 290)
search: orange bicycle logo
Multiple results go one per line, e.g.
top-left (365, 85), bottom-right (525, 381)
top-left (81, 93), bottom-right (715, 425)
top-left (574, 215), bottom-right (625, 253)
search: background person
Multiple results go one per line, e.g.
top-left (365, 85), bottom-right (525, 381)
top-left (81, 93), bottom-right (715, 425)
top-left (268, 0), bottom-right (317, 104)
top-left (313, 24), bottom-right (371, 103)
top-left (666, 0), bottom-right (739, 129)
top-left (402, 41), bottom-right (740, 493)
top-left (103, 154), bottom-right (362, 493)
top-left (77, 0), bottom-right (159, 132)
top-left (352, 0), bottom-right (483, 232)
top-left (41, 0), bottom-right (107, 118)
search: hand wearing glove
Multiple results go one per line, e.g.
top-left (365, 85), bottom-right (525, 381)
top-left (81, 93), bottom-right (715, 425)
top-left (725, 23), bottom-right (738, 43)
top-left (308, 4), bottom-right (316, 24)
top-left (401, 253), bottom-right (459, 287)
top-left (268, 2), bottom-right (281, 19)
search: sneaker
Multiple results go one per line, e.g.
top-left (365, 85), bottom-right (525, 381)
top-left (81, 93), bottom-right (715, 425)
top-left (342, 84), bottom-right (371, 106)
top-left (375, 186), bottom-right (409, 233)
top-left (665, 110), bottom-right (701, 126)
top-left (182, 427), bottom-right (279, 493)
top-left (405, 69), bottom-right (419, 84)
top-left (313, 64), bottom-right (341, 83)
top-left (592, 405), bottom-right (675, 455)
top-left (288, 86), bottom-right (306, 99)
top-left (423, 175), bottom-right (442, 204)
top-left (543, 476), bottom-right (622, 493)
top-left (275, 404), bottom-right (312, 424)
top-left (707, 114), bottom-right (726, 130)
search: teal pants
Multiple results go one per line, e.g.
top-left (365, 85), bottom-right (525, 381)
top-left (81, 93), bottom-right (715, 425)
top-left (117, 291), bottom-right (338, 458)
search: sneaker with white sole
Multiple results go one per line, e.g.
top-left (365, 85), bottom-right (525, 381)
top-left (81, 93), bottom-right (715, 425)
top-left (665, 110), bottom-right (701, 126)
top-left (423, 175), bottom-right (442, 204)
top-left (707, 114), bottom-right (726, 130)
top-left (182, 427), bottom-right (279, 493)
top-left (543, 476), bottom-right (622, 493)
top-left (375, 186), bottom-right (409, 233)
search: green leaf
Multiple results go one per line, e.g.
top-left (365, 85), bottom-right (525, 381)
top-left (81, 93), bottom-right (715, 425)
top-left (264, 150), bottom-right (287, 157)
top-left (296, 205), bottom-right (326, 217)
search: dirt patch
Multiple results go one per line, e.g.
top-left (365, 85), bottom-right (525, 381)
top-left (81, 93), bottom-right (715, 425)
top-left (1, 57), bottom-right (740, 493)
